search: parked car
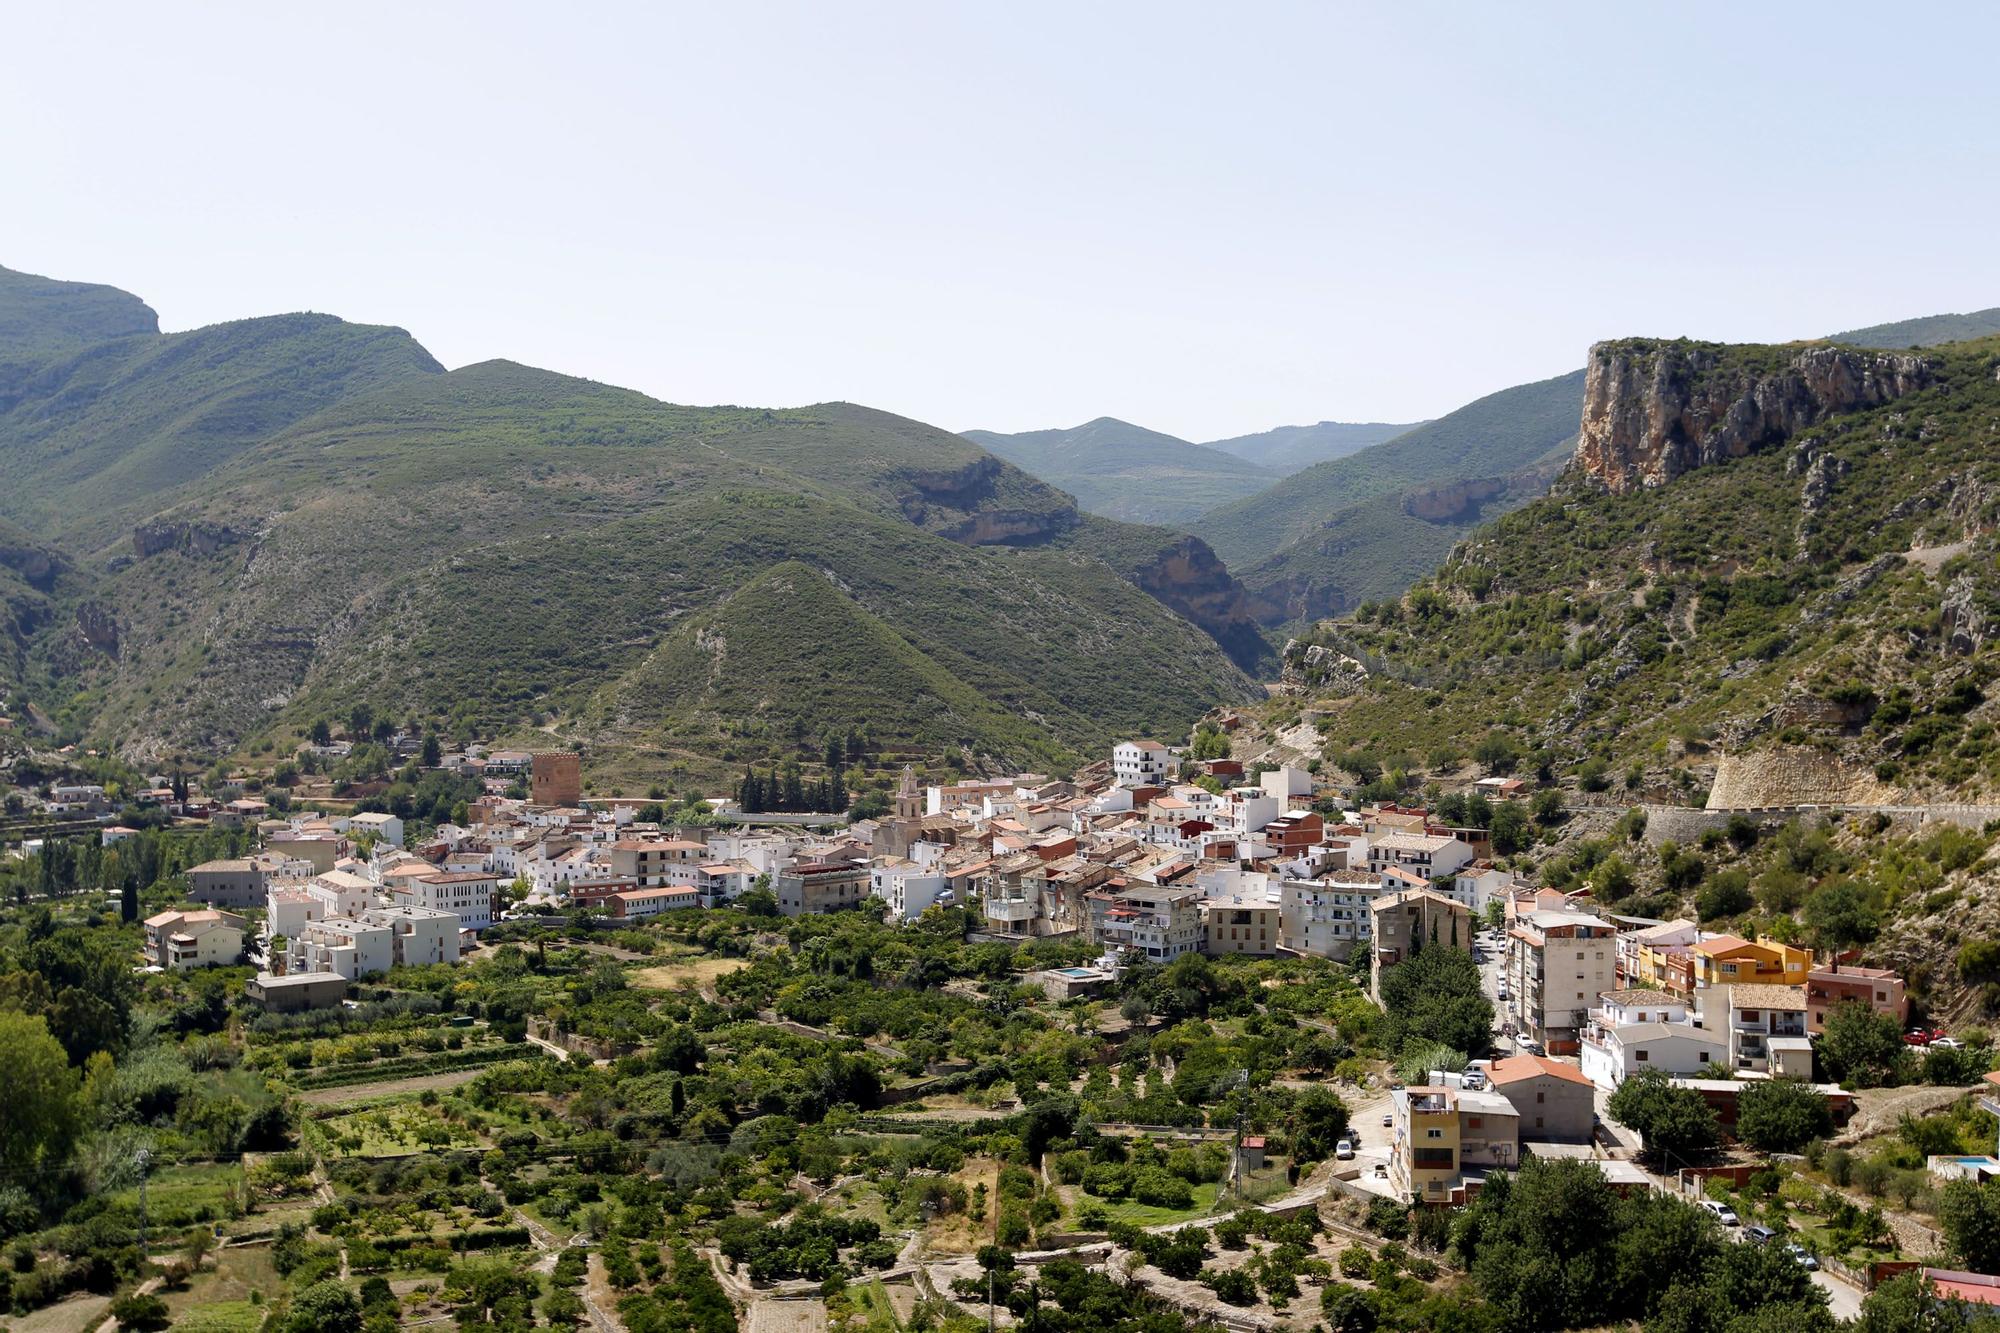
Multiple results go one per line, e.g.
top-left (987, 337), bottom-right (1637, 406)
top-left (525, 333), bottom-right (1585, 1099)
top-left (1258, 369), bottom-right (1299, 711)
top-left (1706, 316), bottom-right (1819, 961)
top-left (1515, 1033), bottom-right (1541, 1052)
top-left (1744, 1225), bottom-right (1777, 1245)
top-left (1700, 1200), bottom-right (1740, 1226)
top-left (1785, 1243), bottom-right (1819, 1271)
top-left (1336, 1140), bottom-right (1356, 1161)
top-left (1462, 1068), bottom-right (1488, 1091)
top-left (1930, 1036), bottom-right (1964, 1050)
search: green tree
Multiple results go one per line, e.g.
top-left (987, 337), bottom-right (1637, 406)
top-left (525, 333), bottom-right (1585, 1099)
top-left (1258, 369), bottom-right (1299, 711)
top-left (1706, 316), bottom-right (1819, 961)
top-left (1804, 880), bottom-right (1881, 950)
top-left (0, 1010), bottom-right (79, 1174)
top-left (1606, 1068), bottom-right (1720, 1167)
top-left (1490, 802), bottom-right (1531, 855)
top-left (284, 1279), bottom-right (363, 1333)
top-left (1940, 1179), bottom-right (2000, 1274)
top-left (110, 1293), bottom-right (170, 1331)
top-left (1734, 1078), bottom-right (1832, 1153)
top-left (1377, 947), bottom-right (1492, 1055)
top-left (1817, 999), bottom-right (1910, 1087)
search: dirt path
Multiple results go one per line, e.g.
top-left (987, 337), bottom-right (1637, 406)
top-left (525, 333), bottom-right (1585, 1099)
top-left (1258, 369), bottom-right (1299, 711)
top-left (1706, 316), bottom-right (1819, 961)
top-left (583, 1250), bottom-right (629, 1333)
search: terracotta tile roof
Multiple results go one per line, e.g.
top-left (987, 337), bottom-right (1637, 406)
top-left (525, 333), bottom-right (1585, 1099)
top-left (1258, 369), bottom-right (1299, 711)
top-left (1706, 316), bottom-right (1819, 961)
top-left (1487, 1054), bottom-right (1594, 1088)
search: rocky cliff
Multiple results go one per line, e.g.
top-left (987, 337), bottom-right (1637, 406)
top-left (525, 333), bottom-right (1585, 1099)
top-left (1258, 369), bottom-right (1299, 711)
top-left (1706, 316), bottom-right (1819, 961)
top-left (1124, 535), bottom-right (1274, 674)
top-left (1574, 339), bottom-right (1936, 493)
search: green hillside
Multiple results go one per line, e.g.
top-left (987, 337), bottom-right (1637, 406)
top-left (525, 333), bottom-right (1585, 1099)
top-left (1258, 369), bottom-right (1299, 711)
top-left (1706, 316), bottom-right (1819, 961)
top-left (1279, 333), bottom-right (2000, 803)
top-left (1201, 419), bottom-right (1419, 474)
top-left (1833, 306), bottom-right (2000, 349)
top-left (964, 417), bottom-right (1277, 527)
top-left (0, 264), bottom-right (157, 365)
top-left (0, 268), bottom-right (1260, 772)
top-left (581, 560), bottom-right (1077, 771)
top-left (0, 313), bottom-right (444, 543)
top-left (1194, 369), bottom-right (1587, 571)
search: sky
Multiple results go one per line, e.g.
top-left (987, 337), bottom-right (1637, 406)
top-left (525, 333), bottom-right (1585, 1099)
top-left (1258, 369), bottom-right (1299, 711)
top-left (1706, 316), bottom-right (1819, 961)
top-left (6, 3), bottom-right (1998, 442)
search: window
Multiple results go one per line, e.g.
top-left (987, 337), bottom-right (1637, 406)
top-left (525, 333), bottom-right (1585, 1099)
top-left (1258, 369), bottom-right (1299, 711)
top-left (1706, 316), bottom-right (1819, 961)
top-left (1536, 1092), bottom-right (1545, 1103)
top-left (1635, 1050), bottom-right (1649, 1062)
top-left (1467, 1116), bottom-right (1483, 1128)
top-left (1426, 1128), bottom-right (1443, 1139)
top-left (1414, 1148), bottom-right (1454, 1170)
top-left (1535, 1116), bottom-right (1544, 1128)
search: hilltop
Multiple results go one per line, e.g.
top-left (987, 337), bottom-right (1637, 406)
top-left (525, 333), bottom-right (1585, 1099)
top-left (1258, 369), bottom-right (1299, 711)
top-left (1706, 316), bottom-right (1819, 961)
top-left (963, 416), bottom-right (1277, 527)
top-left (1833, 305), bottom-right (2000, 349)
top-left (1201, 418), bottom-right (1419, 474)
top-left (0, 265), bottom-right (1264, 774)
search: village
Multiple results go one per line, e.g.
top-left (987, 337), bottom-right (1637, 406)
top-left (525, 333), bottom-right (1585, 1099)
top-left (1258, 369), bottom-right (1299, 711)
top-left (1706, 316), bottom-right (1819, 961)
top-left (15, 721), bottom-right (2000, 1328)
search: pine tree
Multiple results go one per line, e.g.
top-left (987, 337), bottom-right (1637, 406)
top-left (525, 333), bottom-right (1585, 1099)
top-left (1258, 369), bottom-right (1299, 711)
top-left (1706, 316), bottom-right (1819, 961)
top-left (823, 735), bottom-right (844, 774)
top-left (119, 882), bottom-right (137, 923)
top-left (783, 766), bottom-right (805, 812)
top-left (830, 766), bottom-right (848, 812)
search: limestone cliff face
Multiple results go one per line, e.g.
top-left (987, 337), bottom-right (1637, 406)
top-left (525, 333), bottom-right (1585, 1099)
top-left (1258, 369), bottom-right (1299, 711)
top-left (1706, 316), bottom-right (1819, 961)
top-left (1401, 476), bottom-right (1510, 523)
top-left (1574, 340), bottom-right (1936, 493)
top-left (893, 455), bottom-right (1078, 546)
top-left (1126, 536), bottom-right (1273, 674)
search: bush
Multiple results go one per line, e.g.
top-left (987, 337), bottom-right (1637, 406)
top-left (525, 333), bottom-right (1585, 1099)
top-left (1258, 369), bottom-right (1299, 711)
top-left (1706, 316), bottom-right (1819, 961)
top-left (1200, 1267), bottom-right (1257, 1305)
top-left (1365, 1197), bottom-right (1409, 1240)
top-left (1338, 1244), bottom-right (1373, 1278)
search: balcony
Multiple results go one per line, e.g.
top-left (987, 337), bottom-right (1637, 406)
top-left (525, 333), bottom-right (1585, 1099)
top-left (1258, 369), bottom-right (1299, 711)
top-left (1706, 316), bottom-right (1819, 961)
top-left (985, 899), bottom-right (1035, 922)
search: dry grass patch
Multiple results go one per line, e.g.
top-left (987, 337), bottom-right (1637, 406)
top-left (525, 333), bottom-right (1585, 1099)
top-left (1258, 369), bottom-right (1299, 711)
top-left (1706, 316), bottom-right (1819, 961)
top-left (630, 956), bottom-right (750, 991)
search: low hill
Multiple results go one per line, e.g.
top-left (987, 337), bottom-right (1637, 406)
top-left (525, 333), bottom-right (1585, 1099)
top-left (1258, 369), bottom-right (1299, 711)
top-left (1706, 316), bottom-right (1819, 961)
top-left (963, 417), bottom-right (1277, 527)
top-left (0, 267), bottom-right (1262, 772)
top-left (1201, 419), bottom-right (1420, 474)
top-left (1832, 306), bottom-right (2000, 349)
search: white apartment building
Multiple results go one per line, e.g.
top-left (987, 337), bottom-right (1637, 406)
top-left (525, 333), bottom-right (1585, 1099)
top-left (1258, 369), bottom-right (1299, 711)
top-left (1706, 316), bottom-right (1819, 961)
top-left (366, 903), bottom-right (462, 967)
top-left (1505, 908), bottom-right (1620, 1056)
top-left (392, 871), bottom-right (497, 931)
top-left (1112, 740), bottom-right (1171, 789)
top-left (307, 869), bottom-right (378, 919)
top-left (289, 917), bottom-right (396, 980)
top-left (1579, 988), bottom-right (1726, 1091)
top-left (1279, 871), bottom-right (1382, 960)
top-left (349, 811), bottom-right (405, 847)
top-left (873, 864), bottom-right (950, 922)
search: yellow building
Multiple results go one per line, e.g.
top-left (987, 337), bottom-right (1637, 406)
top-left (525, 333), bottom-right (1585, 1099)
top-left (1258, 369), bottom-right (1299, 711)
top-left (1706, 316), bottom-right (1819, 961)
top-left (1393, 1086), bottom-right (1464, 1204)
top-left (1690, 936), bottom-right (1811, 990)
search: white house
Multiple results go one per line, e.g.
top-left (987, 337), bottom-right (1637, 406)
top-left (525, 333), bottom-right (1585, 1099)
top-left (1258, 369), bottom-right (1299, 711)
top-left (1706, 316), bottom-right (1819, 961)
top-left (350, 812), bottom-right (405, 848)
top-left (288, 917), bottom-right (396, 980)
top-left (392, 871), bottom-right (497, 931)
top-left (1112, 740), bottom-right (1171, 789)
top-left (144, 910), bottom-right (245, 971)
top-left (1580, 1019), bottom-right (1728, 1091)
top-left (1279, 871), bottom-right (1382, 959)
top-left (873, 864), bottom-right (950, 922)
top-left (1368, 831), bottom-right (1475, 882)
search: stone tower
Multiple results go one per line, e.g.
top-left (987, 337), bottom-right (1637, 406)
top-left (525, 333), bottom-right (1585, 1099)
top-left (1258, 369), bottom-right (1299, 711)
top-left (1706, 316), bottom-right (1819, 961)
top-left (894, 764), bottom-right (921, 820)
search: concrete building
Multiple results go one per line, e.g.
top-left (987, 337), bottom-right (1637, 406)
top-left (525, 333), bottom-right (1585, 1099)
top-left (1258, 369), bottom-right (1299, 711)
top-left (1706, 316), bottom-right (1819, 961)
top-left (1368, 831), bottom-right (1475, 882)
top-left (246, 970), bottom-right (347, 1012)
top-left (1369, 887), bottom-right (1474, 1000)
top-left (1487, 1054), bottom-right (1596, 1141)
top-left (1690, 936), bottom-right (1811, 991)
top-left (872, 863), bottom-right (950, 923)
top-left (531, 751), bottom-right (582, 806)
top-left (609, 838), bottom-right (708, 887)
top-left (349, 811), bottom-right (405, 848)
top-left (143, 909), bottom-right (245, 971)
top-left (604, 886), bottom-right (699, 919)
top-left (1580, 1017), bottom-right (1728, 1091)
top-left (185, 859), bottom-right (266, 909)
top-left (1391, 1083), bottom-right (1519, 1206)
top-left (776, 862), bottom-right (870, 916)
top-left (1092, 884), bottom-right (1204, 963)
top-left (1698, 983), bottom-right (1812, 1076)
top-left (1279, 871), bottom-right (1381, 960)
top-left (288, 916), bottom-right (396, 980)
top-left (1112, 740), bottom-right (1171, 789)
top-left (393, 871), bottom-right (497, 931)
top-left (1806, 963), bottom-right (1909, 1034)
top-left (1506, 908), bottom-right (1619, 1055)
top-left (1199, 893), bottom-right (1281, 956)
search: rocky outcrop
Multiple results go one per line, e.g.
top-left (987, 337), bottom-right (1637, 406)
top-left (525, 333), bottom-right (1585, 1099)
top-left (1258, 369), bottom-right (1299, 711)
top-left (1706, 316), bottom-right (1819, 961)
top-left (1574, 340), bottom-right (1936, 493)
top-left (74, 601), bottom-right (119, 657)
top-left (1125, 536), bottom-right (1273, 674)
top-left (1401, 476), bottom-right (1509, 523)
top-left (0, 539), bottom-right (62, 593)
top-left (133, 519), bottom-right (244, 558)
top-left (1278, 639), bottom-right (1369, 696)
top-left (893, 455), bottom-right (1077, 547)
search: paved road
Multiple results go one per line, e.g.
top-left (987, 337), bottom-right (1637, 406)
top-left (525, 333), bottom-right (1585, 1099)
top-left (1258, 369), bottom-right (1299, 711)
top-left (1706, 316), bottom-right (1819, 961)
top-left (1812, 1269), bottom-right (1864, 1321)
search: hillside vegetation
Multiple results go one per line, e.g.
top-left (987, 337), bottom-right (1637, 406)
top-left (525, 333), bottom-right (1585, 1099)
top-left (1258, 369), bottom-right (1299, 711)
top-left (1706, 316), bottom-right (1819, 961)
top-left (1281, 333), bottom-right (2000, 800)
top-left (1201, 418), bottom-right (1419, 474)
top-left (0, 266), bottom-right (1261, 775)
top-left (964, 417), bottom-right (1277, 527)
top-left (1834, 306), bottom-right (2000, 349)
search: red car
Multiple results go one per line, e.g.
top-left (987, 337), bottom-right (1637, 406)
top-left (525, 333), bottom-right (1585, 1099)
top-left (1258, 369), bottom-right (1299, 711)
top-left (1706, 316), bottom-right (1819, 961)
top-left (1904, 1027), bottom-right (1941, 1047)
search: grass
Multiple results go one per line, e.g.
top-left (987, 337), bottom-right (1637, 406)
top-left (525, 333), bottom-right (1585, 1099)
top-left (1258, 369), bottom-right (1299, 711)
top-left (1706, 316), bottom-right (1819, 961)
top-left (162, 1302), bottom-right (265, 1333)
top-left (1079, 1180), bottom-right (1223, 1227)
top-left (101, 1162), bottom-right (243, 1230)
top-left (311, 1102), bottom-right (489, 1157)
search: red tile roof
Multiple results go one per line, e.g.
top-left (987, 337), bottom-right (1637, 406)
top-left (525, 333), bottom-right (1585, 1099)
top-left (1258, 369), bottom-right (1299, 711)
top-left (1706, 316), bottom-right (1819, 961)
top-left (1487, 1054), bottom-right (1594, 1088)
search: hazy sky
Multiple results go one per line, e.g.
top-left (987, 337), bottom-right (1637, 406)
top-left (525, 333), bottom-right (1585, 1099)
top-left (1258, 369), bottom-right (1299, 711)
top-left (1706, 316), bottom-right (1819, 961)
top-left (8, 4), bottom-right (1997, 441)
